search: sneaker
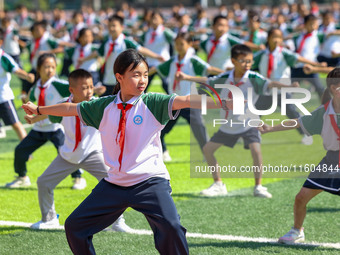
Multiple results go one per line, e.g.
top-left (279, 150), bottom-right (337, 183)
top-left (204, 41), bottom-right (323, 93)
top-left (254, 185), bottom-right (272, 198)
top-left (0, 127), bottom-right (6, 138)
top-left (110, 215), bottom-right (133, 233)
top-left (301, 135), bottom-right (313, 145)
top-left (31, 217), bottom-right (60, 230)
top-left (163, 150), bottom-right (172, 162)
top-left (200, 182), bottom-right (228, 197)
top-left (278, 227), bottom-right (305, 244)
top-left (5, 176), bottom-right (31, 188)
top-left (72, 177), bottom-right (87, 190)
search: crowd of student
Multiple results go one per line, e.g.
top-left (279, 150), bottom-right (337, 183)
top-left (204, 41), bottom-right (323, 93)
top-left (1, 1), bottom-right (340, 252)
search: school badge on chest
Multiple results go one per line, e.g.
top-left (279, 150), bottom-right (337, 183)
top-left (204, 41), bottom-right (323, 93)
top-left (133, 115), bottom-right (143, 125)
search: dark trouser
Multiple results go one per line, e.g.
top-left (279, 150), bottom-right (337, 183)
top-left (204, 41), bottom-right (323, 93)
top-left (255, 93), bottom-right (303, 135)
top-left (65, 177), bottom-right (189, 255)
top-left (22, 69), bottom-right (37, 94)
top-left (60, 57), bottom-right (73, 77)
top-left (161, 108), bottom-right (208, 152)
top-left (14, 129), bottom-right (81, 178)
top-left (146, 72), bottom-right (169, 94)
top-left (317, 55), bottom-right (340, 67)
top-left (291, 67), bottom-right (325, 99)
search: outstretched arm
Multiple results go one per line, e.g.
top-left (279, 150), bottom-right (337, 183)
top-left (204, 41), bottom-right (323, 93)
top-left (172, 95), bottom-right (232, 111)
top-left (22, 101), bottom-right (78, 116)
top-left (258, 120), bottom-right (300, 134)
top-left (175, 71), bottom-right (209, 84)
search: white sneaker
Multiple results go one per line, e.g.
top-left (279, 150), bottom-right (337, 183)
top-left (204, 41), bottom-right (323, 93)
top-left (0, 127), bottom-right (6, 138)
top-left (72, 177), bottom-right (87, 190)
top-left (200, 182), bottom-right (228, 197)
top-left (163, 150), bottom-right (172, 162)
top-left (6, 176), bottom-right (31, 188)
top-left (254, 185), bottom-right (272, 198)
top-left (301, 135), bottom-right (313, 145)
top-left (110, 215), bottom-right (133, 233)
top-left (278, 227), bottom-right (305, 244)
top-left (31, 217), bottom-right (60, 230)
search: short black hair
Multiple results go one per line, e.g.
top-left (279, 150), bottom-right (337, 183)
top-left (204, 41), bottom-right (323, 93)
top-left (108, 14), bottom-right (124, 25)
top-left (231, 44), bottom-right (252, 59)
top-left (212, 15), bottom-right (228, 26)
top-left (68, 69), bottom-right (93, 88)
top-left (30, 21), bottom-right (47, 33)
top-left (304, 14), bottom-right (318, 24)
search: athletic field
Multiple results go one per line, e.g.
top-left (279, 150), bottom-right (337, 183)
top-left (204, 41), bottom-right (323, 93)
top-left (0, 60), bottom-right (339, 254)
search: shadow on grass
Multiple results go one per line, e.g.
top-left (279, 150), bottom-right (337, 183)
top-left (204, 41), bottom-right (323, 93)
top-left (0, 226), bottom-right (64, 234)
top-left (188, 240), bottom-right (339, 252)
top-left (308, 207), bottom-right (340, 213)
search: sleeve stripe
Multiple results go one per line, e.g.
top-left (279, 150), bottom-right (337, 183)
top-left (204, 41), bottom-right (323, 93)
top-left (298, 118), bottom-right (312, 136)
top-left (168, 95), bottom-right (180, 120)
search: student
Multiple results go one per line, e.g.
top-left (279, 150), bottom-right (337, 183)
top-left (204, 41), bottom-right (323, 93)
top-left (21, 49), bottom-right (226, 255)
top-left (29, 69), bottom-right (131, 232)
top-left (177, 44), bottom-right (298, 198)
top-left (21, 20), bottom-right (64, 102)
top-left (150, 32), bottom-right (223, 161)
top-left (139, 11), bottom-right (175, 93)
top-left (244, 14), bottom-right (267, 46)
top-left (291, 14), bottom-right (327, 99)
top-left (259, 67), bottom-right (340, 244)
top-left (65, 28), bottom-right (100, 85)
top-left (6, 53), bottom-right (85, 189)
top-left (317, 10), bottom-right (340, 67)
top-left (97, 14), bottom-right (164, 97)
top-left (200, 15), bottom-right (263, 71)
top-left (0, 28), bottom-right (35, 141)
top-left (252, 28), bottom-right (326, 145)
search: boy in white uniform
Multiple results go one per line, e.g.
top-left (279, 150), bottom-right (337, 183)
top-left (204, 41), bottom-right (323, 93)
top-left (30, 69), bottom-right (131, 232)
top-left (177, 44), bottom-right (299, 198)
top-left (97, 15), bottom-right (164, 97)
top-left (0, 28), bottom-right (35, 140)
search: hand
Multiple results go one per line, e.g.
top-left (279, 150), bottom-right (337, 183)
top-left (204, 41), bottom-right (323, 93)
top-left (22, 101), bottom-right (38, 115)
top-left (303, 64), bottom-right (314, 75)
top-left (175, 71), bottom-right (187, 81)
top-left (258, 44), bottom-right (266, 50)
top-left (94, 85), bottom-right (107, 96)
top-left (26, 73), bottom-right (35, 83)
top-left (157, 55), bottom-right (166, 62)
top-left (222, 99), bottom-right (233, 110)
top-left (77, 57), bottom-right (85, 66)
top-left (320, 62), bottom-right (327, 67)
top-left (291, 82), bottom-right (299, 88)
top-left (24, 114), bottom-right (37, 124)
top-left (258, 124), bottom-right (272, 134)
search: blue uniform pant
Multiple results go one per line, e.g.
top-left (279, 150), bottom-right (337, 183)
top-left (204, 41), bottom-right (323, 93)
top-left (14, 129), bottom-right (81, 178)
top-left (65, 177), bottom-right (189, 255)
top-left (291, 67), bottom-right (325, 98)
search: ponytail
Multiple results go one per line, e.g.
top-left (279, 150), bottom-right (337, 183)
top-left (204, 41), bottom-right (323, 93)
top-left (321, 87), bottom-right (332, 105)
top-left (112, 83), bottom-right (120, 95)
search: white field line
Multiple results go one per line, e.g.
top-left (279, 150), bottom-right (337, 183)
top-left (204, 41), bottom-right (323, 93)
top-left (1, 220), bottom-right (339, 249)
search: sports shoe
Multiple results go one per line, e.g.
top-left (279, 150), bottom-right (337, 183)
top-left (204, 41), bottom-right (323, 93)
top-left (278, 227), bottom-right (305, 244)
top-left (72, 177), bottom-right (87, 190)
top-left (254, 185), bottom-right (272, 198)
top-left (163, 150), bottom-right (172, 162)
top-left (301, 135), bottom-right (313, 145)
top-left (109, 215), bottom-right (133, 233)
top-left (31, 217), bottom-right (60, 230)
top-left (0, 127), bottom-right (6, 138)
top-left (5, 176), bottom-right (31, 188)
top-left (200, 182), bottom-right (228, 197)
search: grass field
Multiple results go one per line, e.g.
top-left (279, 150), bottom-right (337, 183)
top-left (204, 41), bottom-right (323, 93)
top-left (0, 63), bottom-right (339, 254)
